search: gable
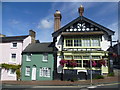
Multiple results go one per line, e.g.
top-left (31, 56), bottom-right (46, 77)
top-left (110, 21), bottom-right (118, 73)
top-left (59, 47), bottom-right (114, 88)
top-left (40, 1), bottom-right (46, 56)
top-left (52, 16), bottom-right (115, 37)
top-left (65, 20), bottom-right (100, 32)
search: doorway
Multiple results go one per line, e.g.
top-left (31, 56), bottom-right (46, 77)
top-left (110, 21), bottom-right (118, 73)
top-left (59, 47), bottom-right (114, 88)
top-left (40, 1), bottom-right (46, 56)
top-left (31, 65), bottom-right (37, 80)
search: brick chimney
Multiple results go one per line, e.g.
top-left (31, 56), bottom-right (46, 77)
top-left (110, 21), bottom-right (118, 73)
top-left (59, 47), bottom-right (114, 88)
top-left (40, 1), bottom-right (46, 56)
top-left (78, 5), bottom-right (84, 16)
top-left (29, 30), bottom-right (36, 43)
top-left (54, 10), bottom-right (62, 32)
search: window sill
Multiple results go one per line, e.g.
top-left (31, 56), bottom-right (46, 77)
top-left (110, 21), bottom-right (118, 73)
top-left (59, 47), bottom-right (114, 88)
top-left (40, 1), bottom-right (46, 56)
top-left (25, 74), bottom-right (30, 77)
top-left (11, 47), bottom-right (17, 49)
top-left (9, 61), bottom-right (16, 64)
top-left (40, 76), bottom-right (50, 78)
top-left (26, 60), bottom-right (31, 62)
top-left (8, 74), bottom-right (16, 77)
top-left (42, 60), bottom-right (48, 62)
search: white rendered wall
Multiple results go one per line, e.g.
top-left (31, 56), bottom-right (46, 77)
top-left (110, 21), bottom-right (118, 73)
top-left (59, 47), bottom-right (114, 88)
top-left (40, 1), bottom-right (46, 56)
top-left (101, 34), bottom-right (111, 51)
top-left (23, 36), bottom-right (31, 50)
top-left (55, 35), bottom-right (63, 73)
top-left (55, 35), bottom-right (62, 51)
top-left (0, 36), bottom-right (32, 80)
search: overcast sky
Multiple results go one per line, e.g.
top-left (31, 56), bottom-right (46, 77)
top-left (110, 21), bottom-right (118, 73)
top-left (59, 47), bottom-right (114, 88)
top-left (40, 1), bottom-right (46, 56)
top-left (2, 2), bottom-right (118, 42)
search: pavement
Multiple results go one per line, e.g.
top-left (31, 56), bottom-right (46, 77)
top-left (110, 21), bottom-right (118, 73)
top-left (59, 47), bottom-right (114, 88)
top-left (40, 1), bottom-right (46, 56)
top-left (1, 76), bottom-right (119, 86)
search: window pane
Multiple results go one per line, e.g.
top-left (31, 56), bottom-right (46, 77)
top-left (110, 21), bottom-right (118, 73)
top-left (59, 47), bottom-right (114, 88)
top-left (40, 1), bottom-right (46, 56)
top-left (43, 53), bottom-right (48, 61)
top-left (76, 60), bottom-right (82, 67)
top-left (9, 69), bottom-right (15, 74)
top-left (82, 39), bottom-right (90, 47)
top-left (66, 40), bottom-right (73, 46)
top-left (65, 56), bottom-right (72, 60)
top-left (40, 67), bottom-right (50, 77)
top-left (11, 54), bottom-right (16, 62)
top-left (91, 39), bottom-right (100, 46)
top-left (83, 60), bottom-right (90, 67)
top-left (74, 56), bottom-right (82, 59)
top-left (92, 56), bottom-right (100, 59)
top-left (74, 39), bottom-right (81, 46)
top-left (12, 54), bottom-right (16, 58)
top-left (26, 54), bottom-right (31, 61)
top-left (13, 43), bottom-right (17, 47)
top-left (25, 66), bottom-right (30, 76)
top-left (83, 56), bottom-right (89, 59)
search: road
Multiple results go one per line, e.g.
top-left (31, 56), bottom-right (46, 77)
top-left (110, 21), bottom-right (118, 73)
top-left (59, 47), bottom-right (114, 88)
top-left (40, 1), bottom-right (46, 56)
top-left (1, 82), bottom-right (120, 90)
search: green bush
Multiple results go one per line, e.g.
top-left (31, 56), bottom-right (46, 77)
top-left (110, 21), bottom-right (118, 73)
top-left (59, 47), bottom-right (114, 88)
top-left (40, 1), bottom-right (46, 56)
top-left (94, 75), bottom-right (104, 79)
top-left (108, 72), bottom-right (114, 77)
top-left (71, 77), bottom-right (78, 82)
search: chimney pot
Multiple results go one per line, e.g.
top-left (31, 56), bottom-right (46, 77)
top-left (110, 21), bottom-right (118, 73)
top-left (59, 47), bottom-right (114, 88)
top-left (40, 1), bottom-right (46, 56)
top-left (78, 5), bottom-right (84, 16)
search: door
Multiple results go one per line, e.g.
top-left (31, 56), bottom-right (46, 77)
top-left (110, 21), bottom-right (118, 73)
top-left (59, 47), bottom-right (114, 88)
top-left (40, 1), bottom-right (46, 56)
top-left (31, 66), bottom-right (37, 80)
top-left (78, 72), bottom-right (87, 80)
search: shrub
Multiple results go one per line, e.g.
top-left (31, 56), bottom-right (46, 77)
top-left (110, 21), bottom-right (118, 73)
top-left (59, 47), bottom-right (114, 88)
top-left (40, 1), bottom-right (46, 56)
top-left (94, 75), bottom-right (104, 79)
top-left (70, 77), bottom-right (78, 82)
top-left (108, 72), bottom-right (114, 77)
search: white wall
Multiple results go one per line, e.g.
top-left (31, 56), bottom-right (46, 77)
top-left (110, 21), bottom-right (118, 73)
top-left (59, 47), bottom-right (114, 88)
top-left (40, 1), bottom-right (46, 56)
top-left (55, 35), bottom-right (63, 73)
top-left (23, 36), bottom-right (31, 50)
top-left (55, 35), bottom-right (62, 51)
top-left (0, 36), bottom-right (32, 80)
top-left (101, 34), bottom-right (111, 51)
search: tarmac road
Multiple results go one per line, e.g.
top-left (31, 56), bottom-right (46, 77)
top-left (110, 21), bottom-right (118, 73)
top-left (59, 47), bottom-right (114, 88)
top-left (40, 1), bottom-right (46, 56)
top-left (1, 82), bottom-right (120, 90)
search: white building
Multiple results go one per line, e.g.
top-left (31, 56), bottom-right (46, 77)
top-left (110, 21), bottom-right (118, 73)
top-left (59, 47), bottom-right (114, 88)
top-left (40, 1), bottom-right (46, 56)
top-left (0, 30), bottom-right (36, 80)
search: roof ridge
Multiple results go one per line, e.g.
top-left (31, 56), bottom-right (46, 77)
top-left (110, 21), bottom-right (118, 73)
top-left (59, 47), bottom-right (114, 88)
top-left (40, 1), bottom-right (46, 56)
top-left (1, 35), bottom-right (29, 38)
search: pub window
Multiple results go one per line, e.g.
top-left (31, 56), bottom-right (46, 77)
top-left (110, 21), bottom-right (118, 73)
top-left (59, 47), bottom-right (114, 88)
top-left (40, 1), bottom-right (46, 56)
top-left (82, 39), bottom-right (90, 47)
top-left (83, 60), bottom-right (90, 67)
top-left (74, 56), bottom-right (82, 59)
top-left (76, 60), bottom-right (82, 67)
top-left (92, 56), bottom-right (100, 59)
top-left (66, 39), bottom-right (73, 46)
top-left (65, 55), bottom-right (72, 60)
top-left (83, 56), bottom-right (89, 59)
top-left (74, 39), bottom-right (81, 46)
top-left (91, 39), bottom-right (100, 46)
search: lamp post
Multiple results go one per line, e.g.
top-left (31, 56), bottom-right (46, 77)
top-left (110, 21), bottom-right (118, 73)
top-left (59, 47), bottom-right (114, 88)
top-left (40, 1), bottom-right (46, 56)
top-left (90, 53), bottom-right (92, 86)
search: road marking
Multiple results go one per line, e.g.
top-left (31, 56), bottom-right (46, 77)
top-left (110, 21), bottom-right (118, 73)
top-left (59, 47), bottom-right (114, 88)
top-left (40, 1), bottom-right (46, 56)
top-left (97, 82), bottom-right (120, 87)
top-left (88, 86), bottom-right (97, 88)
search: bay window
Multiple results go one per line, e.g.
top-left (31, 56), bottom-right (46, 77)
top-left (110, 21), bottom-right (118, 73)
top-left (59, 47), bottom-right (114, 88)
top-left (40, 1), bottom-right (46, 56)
top-left (66, 39), bottom-right (73, 46)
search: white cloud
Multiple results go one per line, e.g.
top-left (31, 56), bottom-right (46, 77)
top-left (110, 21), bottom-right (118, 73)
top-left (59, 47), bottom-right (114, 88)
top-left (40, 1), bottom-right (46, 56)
top-left (37, 19), bottom-right (53, 29)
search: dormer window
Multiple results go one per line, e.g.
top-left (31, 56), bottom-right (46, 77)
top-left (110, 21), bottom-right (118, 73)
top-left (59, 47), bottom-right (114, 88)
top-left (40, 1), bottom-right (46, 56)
top-left (12, 42), bottom-right (17, 48)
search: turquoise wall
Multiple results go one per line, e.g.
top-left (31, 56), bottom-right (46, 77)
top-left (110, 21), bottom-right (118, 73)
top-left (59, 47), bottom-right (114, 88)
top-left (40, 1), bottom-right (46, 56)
top-left (21, 53), bottom-right (54, 81)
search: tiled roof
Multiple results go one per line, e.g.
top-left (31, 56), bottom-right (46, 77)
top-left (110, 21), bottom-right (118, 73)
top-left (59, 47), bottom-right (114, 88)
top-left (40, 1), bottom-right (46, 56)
top-left (0, 35), bottom-right (29, 43)
top-left (22, 42), bottom-right (53, 53)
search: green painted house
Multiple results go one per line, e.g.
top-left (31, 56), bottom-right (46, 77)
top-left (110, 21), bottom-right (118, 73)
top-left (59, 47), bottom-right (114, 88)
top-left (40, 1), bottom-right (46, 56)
top-left (21, 42), bottom-right (54, 81)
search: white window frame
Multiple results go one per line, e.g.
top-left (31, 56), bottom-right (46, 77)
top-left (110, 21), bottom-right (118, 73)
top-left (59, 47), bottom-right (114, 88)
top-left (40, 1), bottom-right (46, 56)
top-left (8, 69), bottom-right (16, 76)
top-left (66, 39), bottom-right (73, 47)
top-left (26, 53), bottom-right (32, 61)
top-left (91, 39), bottom-right (100, 46)
top-left (43, 53), bottom-right (48, 62)
top-left (39, 67), bottom-right (51, 77)
top-left (11, 42), bottom-right (17, 48)
top-left (10, 53), bottom-right (16, 62)
top-left (82, 39), bottom-right (90, 47)
top-left (25, 66), bottom-right (30, 76)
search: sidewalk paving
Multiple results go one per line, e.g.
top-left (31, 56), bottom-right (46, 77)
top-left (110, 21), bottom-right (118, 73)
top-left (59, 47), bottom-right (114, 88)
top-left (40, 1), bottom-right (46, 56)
top-left (1, 76), bottom-right (119, 86)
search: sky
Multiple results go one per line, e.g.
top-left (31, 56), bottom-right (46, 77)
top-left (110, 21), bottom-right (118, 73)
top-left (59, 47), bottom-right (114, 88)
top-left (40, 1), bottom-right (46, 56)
top-left (1, 2), bottom-right (119, 43)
